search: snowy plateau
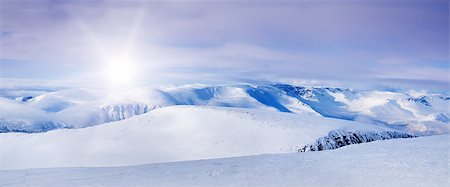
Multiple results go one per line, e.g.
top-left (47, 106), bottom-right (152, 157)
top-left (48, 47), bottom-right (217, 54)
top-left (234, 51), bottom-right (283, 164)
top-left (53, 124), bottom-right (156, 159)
top-left (0, 81), bottom-right (449, 187)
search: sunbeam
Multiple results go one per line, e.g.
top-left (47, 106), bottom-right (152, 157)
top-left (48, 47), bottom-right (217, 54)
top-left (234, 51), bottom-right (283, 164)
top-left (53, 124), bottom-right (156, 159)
top-left (73, 7), bottom-right (147, 89)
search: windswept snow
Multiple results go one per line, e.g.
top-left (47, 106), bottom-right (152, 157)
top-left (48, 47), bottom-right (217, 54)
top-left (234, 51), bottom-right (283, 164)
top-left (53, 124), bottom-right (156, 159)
top-left (1, 135), bottom-right (448, 187)
top-left (275, 84), bottom-right (450, 134)
top-left (1, 83), bottom-right (448, 134)
top-left (0, 106), bottom-right (411, 170)
top-left (0, 80), bottom-right (448, 186)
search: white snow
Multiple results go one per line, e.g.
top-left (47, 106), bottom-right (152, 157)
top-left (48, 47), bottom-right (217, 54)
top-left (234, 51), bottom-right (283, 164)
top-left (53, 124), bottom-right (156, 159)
top-left (1, 83), bottom-right (448, 134)
top-left (0, 135), bottom-right (448, 187)
top-left (0, 80), bottom-right (448, 186)
top-left (0, 106), bottom-right (405, 170)
top-left (275, 84), bottom-right (450, 134)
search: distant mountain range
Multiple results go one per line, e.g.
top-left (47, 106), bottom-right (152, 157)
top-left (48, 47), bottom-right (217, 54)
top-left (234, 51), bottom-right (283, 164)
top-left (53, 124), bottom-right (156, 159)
top-left (1, 83), bottom-right (448, 135)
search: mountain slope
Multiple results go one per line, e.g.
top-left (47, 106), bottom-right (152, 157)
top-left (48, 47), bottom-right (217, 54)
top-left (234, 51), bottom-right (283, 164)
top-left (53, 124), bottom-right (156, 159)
top-left (0, 106), bottom-right (412, 170)
top-left (1, 83), bottom-right (448, 134)
top-left (1, 135), bottom-right (447, 187)
top-left (274, 84), bottom-right (450, 134)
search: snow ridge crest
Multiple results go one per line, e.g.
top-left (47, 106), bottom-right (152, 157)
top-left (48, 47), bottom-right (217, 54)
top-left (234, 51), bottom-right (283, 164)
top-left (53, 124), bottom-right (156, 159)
top-left (298, 130), bottom-right (416, 152)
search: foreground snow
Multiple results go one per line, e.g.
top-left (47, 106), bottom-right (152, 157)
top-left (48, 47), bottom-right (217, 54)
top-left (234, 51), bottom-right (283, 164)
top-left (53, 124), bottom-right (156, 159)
top-left (1, 135), bottom-right (448, 187)
top-left (0, 106), bottom-right (411, 170)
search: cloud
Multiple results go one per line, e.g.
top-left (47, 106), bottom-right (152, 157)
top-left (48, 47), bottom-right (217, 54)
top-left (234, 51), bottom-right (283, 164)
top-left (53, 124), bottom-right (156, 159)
top-left (0, 0), bottom-right (448, 90)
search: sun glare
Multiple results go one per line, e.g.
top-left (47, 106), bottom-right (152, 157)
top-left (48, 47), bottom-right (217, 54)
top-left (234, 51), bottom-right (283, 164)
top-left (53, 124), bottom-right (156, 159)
top-left (103, 57), bottom-right (137, 88)
top-left (74, 8), bottom-right (147, 89)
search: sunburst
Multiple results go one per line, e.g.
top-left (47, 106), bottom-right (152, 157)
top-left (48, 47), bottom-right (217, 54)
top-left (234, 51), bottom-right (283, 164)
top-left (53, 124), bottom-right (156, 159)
top-left (73, 8), bottom-right (147, 88)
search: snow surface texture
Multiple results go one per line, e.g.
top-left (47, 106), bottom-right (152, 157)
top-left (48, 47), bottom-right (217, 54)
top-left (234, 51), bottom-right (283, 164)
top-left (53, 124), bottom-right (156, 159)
top-left (1, 135), bottom-right (448, 187)
top-left (0, 106), bottom-right (413, 170)
top-left (1, 83), bottom-right (449, 135)
top-left (0, 80), bottom-right (448, 186)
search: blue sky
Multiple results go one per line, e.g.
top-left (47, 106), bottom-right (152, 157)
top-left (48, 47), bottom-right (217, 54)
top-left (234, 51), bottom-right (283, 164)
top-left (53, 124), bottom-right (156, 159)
top-left (0, 0), bottom-right (448, 91)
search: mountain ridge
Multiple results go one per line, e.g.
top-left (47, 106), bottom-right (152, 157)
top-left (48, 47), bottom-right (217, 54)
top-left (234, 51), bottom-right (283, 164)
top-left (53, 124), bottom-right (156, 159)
top-left (1, 83), bottom-right (448, 134)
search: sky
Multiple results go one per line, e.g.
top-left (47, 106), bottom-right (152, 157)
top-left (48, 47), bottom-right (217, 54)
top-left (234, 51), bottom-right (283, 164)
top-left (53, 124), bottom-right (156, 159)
top-left (0, 0), bottom-right (448, 91)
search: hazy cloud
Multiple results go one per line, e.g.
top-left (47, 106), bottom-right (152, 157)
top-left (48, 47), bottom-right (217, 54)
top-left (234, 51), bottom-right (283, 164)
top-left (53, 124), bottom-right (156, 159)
top-left (0, 0), bottom-right (448, 91)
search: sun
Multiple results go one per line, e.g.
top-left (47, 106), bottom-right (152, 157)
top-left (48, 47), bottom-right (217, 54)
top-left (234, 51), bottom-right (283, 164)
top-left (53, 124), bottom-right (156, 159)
top-left (74, 8), bottom-right (147, 89)
top-left (103, 57), bottom-right (137, 88)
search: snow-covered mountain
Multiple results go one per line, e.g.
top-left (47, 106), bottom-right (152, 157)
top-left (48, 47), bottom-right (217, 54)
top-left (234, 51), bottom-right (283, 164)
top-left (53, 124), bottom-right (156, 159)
top-left (0, 105), bottom-right (414, 170)
top-left (1, 134), bottom-right (447, 187)
top-left (0, 82), bottom-right (447, 186)
top-left (1, 83), bottom-right (448, 135)
top-left (274, 84), bottom-right (449, 135)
